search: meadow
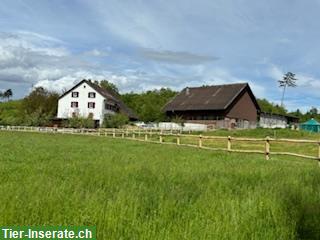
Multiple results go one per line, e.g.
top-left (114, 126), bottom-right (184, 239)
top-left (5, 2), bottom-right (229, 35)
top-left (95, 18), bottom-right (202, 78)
top-left (0, 131), bottom-right (319, 239)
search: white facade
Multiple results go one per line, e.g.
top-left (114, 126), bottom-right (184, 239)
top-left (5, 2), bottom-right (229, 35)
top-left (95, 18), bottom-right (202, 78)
top-left (57, 81), bottom-right (116, 124)
top-left (259, 114), bottom-right (287, 129)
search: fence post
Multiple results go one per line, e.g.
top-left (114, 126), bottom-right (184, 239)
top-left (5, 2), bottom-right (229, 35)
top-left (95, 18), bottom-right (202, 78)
top-left (132, 132), bottom-right (135, 139)
top-left (318, 142), bottom-right (320, 167)
top-left (227, 136), bottom-right (232, 151)
top-left (159, 132), bottom-right (163, 143)
top-left (265, 136), bottom-right (270, 160)
top-left (199, 134), bottom-right (202, 148)
top-left (145, 134), bottom-right (148, 141)
top-left (177, 134), bottom-right (180, 145)
top-left (113, 129), bottom-right (116, 138)
top-left (122, 131), bottom-right (125, 138)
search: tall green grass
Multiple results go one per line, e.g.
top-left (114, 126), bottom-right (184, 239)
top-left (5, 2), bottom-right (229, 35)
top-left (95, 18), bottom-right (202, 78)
top-left (204, 128), bottom-right (320, 140)
top-left (0, 132), bottom-right (319, 239)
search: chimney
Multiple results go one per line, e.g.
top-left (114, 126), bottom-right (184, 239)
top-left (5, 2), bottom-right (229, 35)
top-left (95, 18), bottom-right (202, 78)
top-left (186, 87), bottom-right (190, 95)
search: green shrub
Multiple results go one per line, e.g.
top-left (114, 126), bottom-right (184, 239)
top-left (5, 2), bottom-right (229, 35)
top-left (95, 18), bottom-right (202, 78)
top-left (22, 110), bottom-right (51, 126)
top-left (66, 116), bottom-right (95, 128)
top-left (171, 115), bottom-right (185, 127)
top-left (103, 113), bottom-right (129, 128)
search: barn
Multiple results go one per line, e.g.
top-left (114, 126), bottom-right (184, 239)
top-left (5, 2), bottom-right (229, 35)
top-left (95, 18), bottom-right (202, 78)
top-left (163, 83), bottom-right (260, 129)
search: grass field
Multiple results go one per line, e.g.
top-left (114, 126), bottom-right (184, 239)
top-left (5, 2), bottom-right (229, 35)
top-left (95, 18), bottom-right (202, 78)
top-left (0, 131), bottom-right (319, 239)
top-left (204, 128), bottom-right (320, 140)
top-left (134, 128), bottom-right (320, 158)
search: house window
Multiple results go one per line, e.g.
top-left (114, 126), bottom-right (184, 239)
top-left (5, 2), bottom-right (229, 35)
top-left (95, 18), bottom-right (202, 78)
top-left (105, 103), bottom-right (119, 112)
top-left (71, 102), bottom-right (78, 108)
top-left (88, 102), bottom-right (95, 109)
top-left (71, 91), bottom-right (79, 98)
top-left (88, 92), bottom-right (96, 98)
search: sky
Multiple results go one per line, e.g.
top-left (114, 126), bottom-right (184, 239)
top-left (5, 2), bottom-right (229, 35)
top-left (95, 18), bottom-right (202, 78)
top-left (1, 0), bottom-right (320, 112)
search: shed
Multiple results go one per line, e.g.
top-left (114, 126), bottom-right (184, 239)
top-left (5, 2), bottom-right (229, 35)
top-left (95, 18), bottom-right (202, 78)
top-left (300, 118), bottom-right (320, 133)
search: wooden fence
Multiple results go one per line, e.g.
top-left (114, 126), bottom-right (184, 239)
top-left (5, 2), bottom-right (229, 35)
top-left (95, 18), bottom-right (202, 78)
top-left (1, 125), bottom-right (319, 166)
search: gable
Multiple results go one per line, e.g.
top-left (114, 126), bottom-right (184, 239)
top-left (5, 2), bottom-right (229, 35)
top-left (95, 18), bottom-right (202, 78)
top-left (226, 90), bottom-right (259, 121)
top-left (59, 80), bottom-right (105, 100)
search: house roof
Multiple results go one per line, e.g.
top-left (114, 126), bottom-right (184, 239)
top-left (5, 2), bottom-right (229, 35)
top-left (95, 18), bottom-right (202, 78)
top-left (163, 83), bottom-right (260, 112)
top-left (59, 79), bottom-right (138, 120)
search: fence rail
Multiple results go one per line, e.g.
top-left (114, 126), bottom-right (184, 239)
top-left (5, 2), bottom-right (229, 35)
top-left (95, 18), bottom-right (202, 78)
top-left (1, 125), bottom-right (320, 165)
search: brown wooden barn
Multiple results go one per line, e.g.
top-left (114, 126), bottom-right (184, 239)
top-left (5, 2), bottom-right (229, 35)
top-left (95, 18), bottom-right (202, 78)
top-left (163, 83), bottom-right (261, 129)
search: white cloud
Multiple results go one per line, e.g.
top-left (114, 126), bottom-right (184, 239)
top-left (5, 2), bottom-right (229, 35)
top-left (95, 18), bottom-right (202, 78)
top-left (83, 49), bottom-right (109, 57)
top-left (0, 31), bottom-right (116, 93)
top-left (139, 48), bottom-right (219, 65)
top-left (268, 65), bottom-right (283, 81)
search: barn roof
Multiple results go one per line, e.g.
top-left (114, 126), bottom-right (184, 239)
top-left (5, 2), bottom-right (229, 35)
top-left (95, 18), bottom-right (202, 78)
top-left (163, 83), bottom-right (260, 112)
top-left (59, 79), bottom-right (138, 120)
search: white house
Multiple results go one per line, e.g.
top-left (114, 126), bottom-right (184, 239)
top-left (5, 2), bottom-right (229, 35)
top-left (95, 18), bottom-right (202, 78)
top-left (57, 80), bottom-right (137, 125)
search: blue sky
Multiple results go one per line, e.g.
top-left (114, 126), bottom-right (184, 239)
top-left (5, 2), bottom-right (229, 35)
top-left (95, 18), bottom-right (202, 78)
top-left (1, 0), bottom-right (320, 111)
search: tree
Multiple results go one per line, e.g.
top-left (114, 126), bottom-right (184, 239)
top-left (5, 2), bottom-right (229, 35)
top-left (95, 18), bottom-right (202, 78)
top-left (122, 88), bottom-right (177, 122)
top-left (278, 72), bottom-right (297, 107)
top-left (309, 107), bottom-right (318, 116)
top-left (21, 87), bottom-right (59, 126)
top-left (257, 98), bottom-right (287, 115)
top-left (99, 80), bottom-right (119, 95)
top-left (2, 89), bottom-right (13, 101)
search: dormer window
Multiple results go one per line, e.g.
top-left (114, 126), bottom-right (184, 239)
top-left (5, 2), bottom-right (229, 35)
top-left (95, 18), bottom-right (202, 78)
top-left (88, 92), bottom-right (96, 98)
top-left (72, 92), bottom-right (79, 98)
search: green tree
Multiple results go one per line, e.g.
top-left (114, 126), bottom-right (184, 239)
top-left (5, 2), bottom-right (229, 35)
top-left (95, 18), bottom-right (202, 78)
top-left (278, 72), bottom-right (297, 107)
top-left (2, 89), bottom-right (13, 101)
top-left (99, 80), bottom-right (119, 94)
top-left (122, 88), bottom-right (177, 122)
top-left (257, 98), bottom-right (287, 115)
top-left (21, 87), bottom-right (59, 126)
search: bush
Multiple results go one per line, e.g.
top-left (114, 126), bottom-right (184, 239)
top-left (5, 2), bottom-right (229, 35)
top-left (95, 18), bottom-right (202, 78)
top-left (65, 116), bottom-right (95, 128)
top-left (171, 115), bottom-right (185, 127)
top-left (22, 110), bottom-right (51, 126)
top-left (103, 113), bottom-right (129, 128)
